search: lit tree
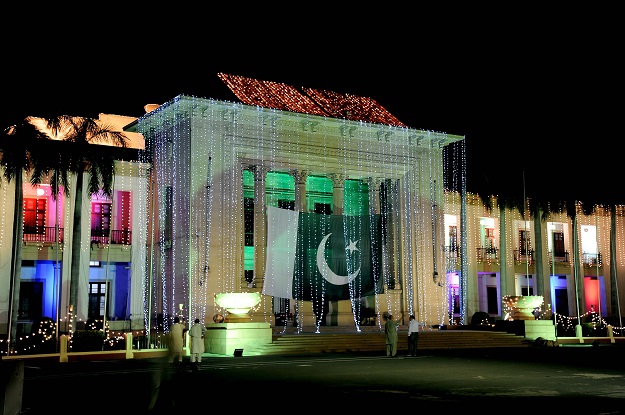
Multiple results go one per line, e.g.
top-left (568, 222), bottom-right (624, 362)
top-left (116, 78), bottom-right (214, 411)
top-left (42, 116), bottom-right (128, 332)
top-left (0, 118), bottom-right (52, 352)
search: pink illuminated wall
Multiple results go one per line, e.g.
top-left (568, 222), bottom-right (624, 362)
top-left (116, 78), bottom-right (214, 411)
top-left (584, 277), bottom-right (600, 313)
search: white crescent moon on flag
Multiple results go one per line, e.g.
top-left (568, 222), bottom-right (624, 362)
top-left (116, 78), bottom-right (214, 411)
top-left (316, 233), bottom-right (360, 285)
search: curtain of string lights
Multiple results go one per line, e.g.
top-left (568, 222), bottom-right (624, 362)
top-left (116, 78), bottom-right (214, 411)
top-left (136, 94), bottom-right (465, 334)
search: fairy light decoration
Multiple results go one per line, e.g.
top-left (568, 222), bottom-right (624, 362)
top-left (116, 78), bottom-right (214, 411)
top-left (135, 75), bottom-right (462, 337)
top-left (8, 92), bottom-right (625, 353)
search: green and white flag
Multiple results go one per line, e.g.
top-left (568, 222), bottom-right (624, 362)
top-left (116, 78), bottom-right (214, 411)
top-left (263, 206), bottom-right (383, 301)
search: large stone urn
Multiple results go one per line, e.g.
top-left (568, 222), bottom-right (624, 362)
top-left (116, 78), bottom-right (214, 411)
top-left (214, 292), bottom-right (261, 322)
top-left (503, 295), bottom-right (544, 320)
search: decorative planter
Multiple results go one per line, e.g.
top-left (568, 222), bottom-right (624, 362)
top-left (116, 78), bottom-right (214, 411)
top-left (503, 295), bottom-right (544, 320)
top-left (215, 292), bottom-right (261, 322)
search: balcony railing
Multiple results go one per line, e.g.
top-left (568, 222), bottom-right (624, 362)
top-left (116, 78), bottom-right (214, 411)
top-left (444, 245), bottom-right (459, 258)
top-left (22, 227), bottom-right (131, 246)
top-left (23, 226), bottom-right (64, 243)
top-left (514, 249), bottom-right (535, 263)
top-left (582, 252), bottom-right (602, 267)
top-left (90, 229), bottom-right (132, 246)
top-left (477, 247), bottom-right (499, 261)
top-left (548, 250), bottom-right (570, 263)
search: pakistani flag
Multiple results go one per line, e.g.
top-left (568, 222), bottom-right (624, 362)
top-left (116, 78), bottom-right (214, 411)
top-left (263, 206), bottom-right (383, 301)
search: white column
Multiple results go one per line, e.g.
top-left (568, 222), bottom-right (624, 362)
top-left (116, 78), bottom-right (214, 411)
top-left (290, 169), bottom-right (309, 328)
top-left (368, 177), bottom-right (382, 214)
top-left (291, 169), bottom-right (309, 213)
top-left (327, 173), bottom-right (347, 325)
top-left (329, 173), bottom-right (346, 215)
top-left (250, 165), bottom-right (269, 290)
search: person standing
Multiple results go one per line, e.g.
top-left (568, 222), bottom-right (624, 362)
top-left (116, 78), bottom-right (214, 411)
top-left (168, 317), bottom-right (186, 364)
top-left (189, 318), bottom-right (206, 365)
top-left (384, 313), bottom-right (399, 357)
top-left (407, 314), bottom-right (424, 356)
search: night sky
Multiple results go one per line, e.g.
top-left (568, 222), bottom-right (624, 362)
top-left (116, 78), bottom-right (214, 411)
top-left (3, 9), bottom-right (620, 207)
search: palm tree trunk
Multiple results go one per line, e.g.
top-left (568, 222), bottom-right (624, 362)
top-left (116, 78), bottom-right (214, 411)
top-left (609, 205), bottom-right (621, 326)
top-left (69, 170), bottom-right (84, 331)
top-left (533, 207), bottom-right (544, 297)
top-left (572, 213), bottom-right (583, 327)
top-left (8, 169), bottom-right (24, 350)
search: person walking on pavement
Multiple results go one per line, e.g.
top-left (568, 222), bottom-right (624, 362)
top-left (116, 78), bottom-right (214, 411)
top-left (384, 313), bottom-right (399, 357)
top-left (189, 318), bottom-right (206, 365)
top-left (168, 317), bottom-right (186, 364)
top-left (407, 314), bottom-right (424, 356)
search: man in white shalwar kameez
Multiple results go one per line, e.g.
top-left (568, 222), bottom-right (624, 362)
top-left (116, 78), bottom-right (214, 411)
top-left (189, 318), bottom-right (206, 364)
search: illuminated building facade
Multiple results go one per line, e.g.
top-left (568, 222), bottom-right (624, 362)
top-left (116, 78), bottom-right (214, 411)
top-left (2, 77), bottom-right (624, 355)
top-left (131, 90), bottom-right (463, 332)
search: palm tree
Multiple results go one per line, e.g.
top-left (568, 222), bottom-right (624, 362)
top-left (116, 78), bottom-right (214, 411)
top-left (0, 118), bottom-right (53, 351)
top-left (41, 116), bottom-right (128, 332)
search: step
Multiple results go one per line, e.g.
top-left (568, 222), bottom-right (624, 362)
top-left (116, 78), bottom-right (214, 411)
top-left (245, 330), bottom-right (530, 356)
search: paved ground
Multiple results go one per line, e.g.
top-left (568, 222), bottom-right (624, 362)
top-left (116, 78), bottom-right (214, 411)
top-left (18, 344), bottom-right (625, 414)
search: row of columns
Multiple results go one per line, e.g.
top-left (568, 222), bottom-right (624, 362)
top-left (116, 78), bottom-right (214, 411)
top-left (247, 165), bottom-right (389, 326)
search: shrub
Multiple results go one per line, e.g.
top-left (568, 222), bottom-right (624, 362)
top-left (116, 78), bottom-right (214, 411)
top-left (72, 330), bottom-right (105, 352)
top-left (471, 311), bottom-right (492, 326)
top-left (15, 317), bottom-right (57, 355)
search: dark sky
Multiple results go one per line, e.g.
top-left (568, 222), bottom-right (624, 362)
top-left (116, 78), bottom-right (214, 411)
top-left (3, 11), bottom-right (621, 207)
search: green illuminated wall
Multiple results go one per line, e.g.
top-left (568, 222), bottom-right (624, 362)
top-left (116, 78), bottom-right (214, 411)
top-left (242, 171), bottom-right (370, 271)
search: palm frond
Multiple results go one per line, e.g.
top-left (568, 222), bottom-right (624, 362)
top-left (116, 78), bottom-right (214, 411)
top-left (1, 118), bottom-right (51, 183)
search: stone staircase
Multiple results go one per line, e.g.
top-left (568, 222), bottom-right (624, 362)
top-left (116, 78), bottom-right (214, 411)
top-left (245, 327), bottom-right (531, 356)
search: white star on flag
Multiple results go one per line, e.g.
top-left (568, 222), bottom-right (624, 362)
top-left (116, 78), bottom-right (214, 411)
top-left (347, 240), bottom-right (359, 253)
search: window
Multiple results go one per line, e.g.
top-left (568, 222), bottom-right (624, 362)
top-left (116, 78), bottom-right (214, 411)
top-left (449, 225), bottom-right (458, 252)
top-left (450, 286), bottom-right (460, 314)
top-left (485, 228), bottom-right (495, 252)
top-left (91, 202), bottom-right (111, 241)
top-left (19, 281), bottom-right (43, 320)
top-left (487, 286), bottom-right (498, 314)
top-left (119, 191), bottom-right (131, 244)
top-left (554, 288), bottom-right (569, 316)
top-left (88, 282), bottom-right (108, 319)
top-left (314, 203), bottom-right (332, 214)
top-left (278, 199), bottom-right (295, 210)
top-left (23, 198), bottom-right (46, 234)
top-left (519, 229), bottom-right (530, 255)
top-left (553, 231), bottom-right (565, 256)
top-left (164, 186), bottom-right (173, 248)
top-left (244, 197), bottom-right (254, 246)
top-left (244, 269), bottom-right (254, 285)
top-left (380, 182), bottom-right (389, 245)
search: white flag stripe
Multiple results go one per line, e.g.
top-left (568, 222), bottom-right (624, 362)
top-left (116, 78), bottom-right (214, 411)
top-left (263, 206), bottom-right (299, 299)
